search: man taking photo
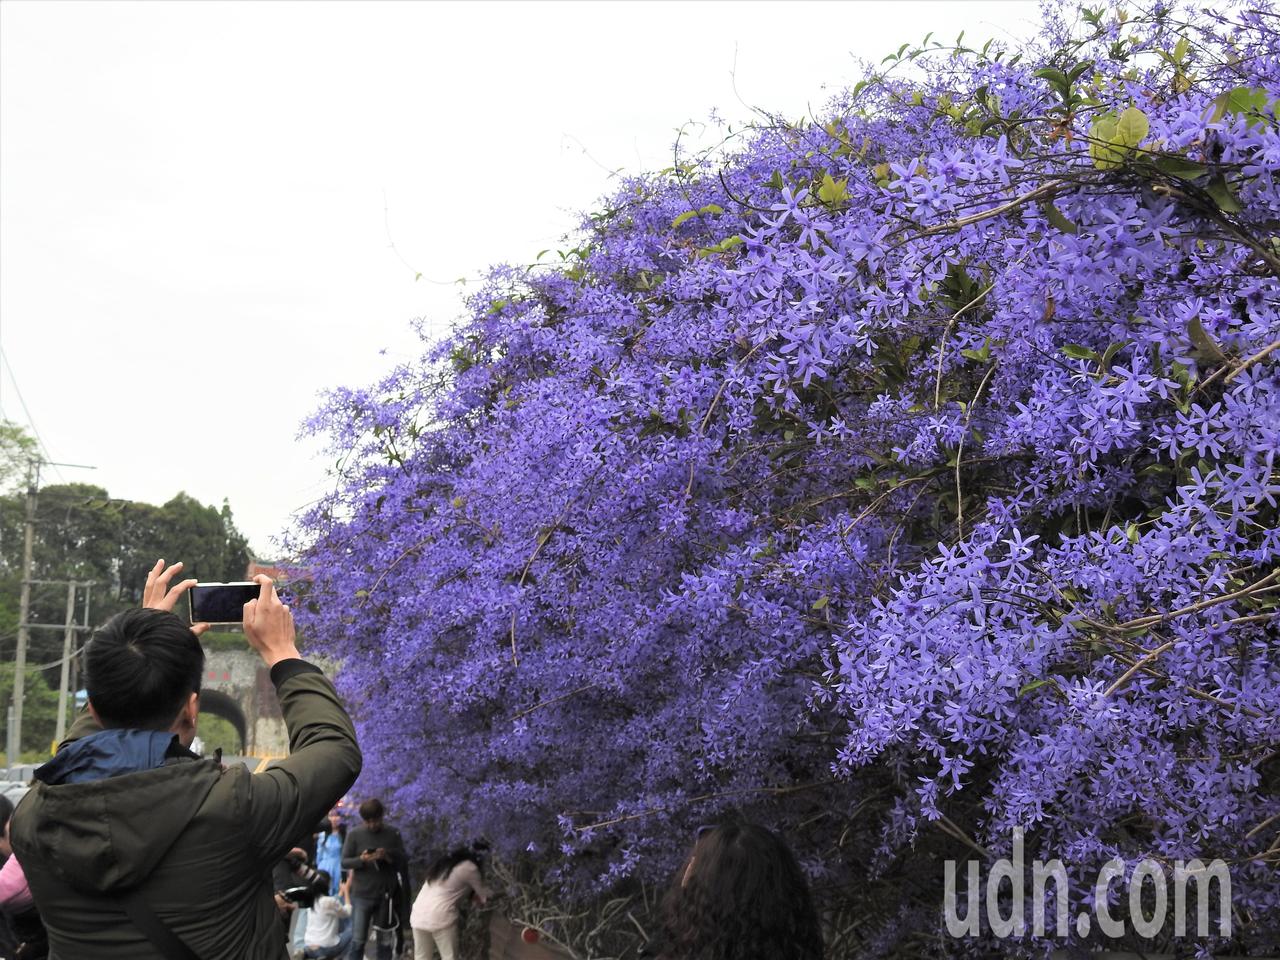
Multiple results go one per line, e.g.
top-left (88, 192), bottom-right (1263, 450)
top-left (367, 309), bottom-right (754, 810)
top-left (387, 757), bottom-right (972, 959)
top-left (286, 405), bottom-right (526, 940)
top-left (11, 559), bottom-right (362, 960)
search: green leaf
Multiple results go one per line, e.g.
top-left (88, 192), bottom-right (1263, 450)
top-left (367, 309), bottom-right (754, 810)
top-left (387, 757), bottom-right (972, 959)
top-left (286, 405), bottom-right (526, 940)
top-left (1169, 360), bottom-right (1194, 390)
top-left (1126, 522), bottom-right (1140, 544)
top-left (1187, 315), bottom-right (1230, 366)
top-left (812, 596), bottom-right (830, 611)
top-left (671, 210), bottom-right (697, 229)
top-left (1033, 67), bottom-right (1069, 94)
top-left (767, 170), bottom-right (785, 191)
top-left (1153, 156), bottom-right (1208, 180)
top-left (698, 203), bottom-right (725, 216)
top-left (816, 172), bottom-right (849, 205)
top-left (1204, 175), bottom-right (1243, 214)
top-left (1042, 201), bottom-right (1079, 234)
top-left (1061, 343), bottom-right (1101, 363)
top-left (1208, 86), bottom-right (1272, 126)
top-left (1100, 340), bottom-right (1131, 370)
top-left (695, 234), bottom-right (743, 259)
top-left (1018, 678), bottom-right (1055, 697)
top-left (1067, 60), bottom-right (1095, 84)
top-left (1089, 112), bottom-right (1123, 169)
top-left (1114, 106), bottom-right (1149, 147)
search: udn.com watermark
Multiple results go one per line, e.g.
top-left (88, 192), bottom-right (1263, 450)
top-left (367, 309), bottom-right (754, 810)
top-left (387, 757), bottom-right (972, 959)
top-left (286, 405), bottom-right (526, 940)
top-left (944, 829), bottom-right (1232, 938)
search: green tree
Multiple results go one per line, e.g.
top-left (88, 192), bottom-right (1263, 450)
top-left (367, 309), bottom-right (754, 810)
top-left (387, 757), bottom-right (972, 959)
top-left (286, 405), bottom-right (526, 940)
top-left (0, 483), bottom-right (255, 699)
top-left (0, 420), bottom-right (37, 495)
top-left (117, 493), bottom-right (251, 603)
top-left (0, 662), bottom-right (61, 760)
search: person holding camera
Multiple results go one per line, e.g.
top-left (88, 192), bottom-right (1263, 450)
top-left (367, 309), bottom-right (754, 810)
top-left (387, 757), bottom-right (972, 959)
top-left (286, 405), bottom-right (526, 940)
top-left (340, 798), bottom-right (405, 960)
top-left (274, 845), bottom-right (318, 938)
top-left (10, 559), bottom-right (362, 960)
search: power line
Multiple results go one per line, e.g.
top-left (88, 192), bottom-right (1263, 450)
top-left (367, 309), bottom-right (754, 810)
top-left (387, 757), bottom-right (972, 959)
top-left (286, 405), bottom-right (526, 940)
top-left (0, 347), bottom-right (64, 483)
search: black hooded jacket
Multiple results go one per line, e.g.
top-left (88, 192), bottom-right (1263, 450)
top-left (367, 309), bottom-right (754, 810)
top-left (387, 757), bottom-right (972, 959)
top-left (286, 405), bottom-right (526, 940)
top-left (11, 660), bottom-right (361, 960)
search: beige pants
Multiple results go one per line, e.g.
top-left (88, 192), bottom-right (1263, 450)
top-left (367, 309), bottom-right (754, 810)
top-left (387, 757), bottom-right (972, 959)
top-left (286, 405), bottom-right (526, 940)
top-left (413, 925), bottom-right (459, 960)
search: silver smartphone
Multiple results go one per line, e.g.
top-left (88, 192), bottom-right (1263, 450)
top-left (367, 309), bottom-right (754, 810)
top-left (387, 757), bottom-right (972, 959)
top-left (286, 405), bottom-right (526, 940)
top-left (189, 582), bottom-right (261, 624)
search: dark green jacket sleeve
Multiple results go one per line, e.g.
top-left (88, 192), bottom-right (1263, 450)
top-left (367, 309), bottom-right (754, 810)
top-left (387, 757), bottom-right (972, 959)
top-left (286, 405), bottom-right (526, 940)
top-left (243, 659), bottom-right (362, 864)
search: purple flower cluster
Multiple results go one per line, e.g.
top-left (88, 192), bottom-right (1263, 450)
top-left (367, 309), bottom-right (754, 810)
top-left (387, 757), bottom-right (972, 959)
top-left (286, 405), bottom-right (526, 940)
top-left (292, 3), bottom-right (1279, 953)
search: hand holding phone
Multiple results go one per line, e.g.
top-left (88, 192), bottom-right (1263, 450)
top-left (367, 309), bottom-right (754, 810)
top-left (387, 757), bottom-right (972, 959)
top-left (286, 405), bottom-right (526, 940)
top-left (242, 575), bottom-right (300, 669)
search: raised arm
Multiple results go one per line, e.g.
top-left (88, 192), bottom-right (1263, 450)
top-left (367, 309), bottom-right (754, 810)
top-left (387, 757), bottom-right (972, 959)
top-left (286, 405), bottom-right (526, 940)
top-left (238, 576), bottom-right (362, 862)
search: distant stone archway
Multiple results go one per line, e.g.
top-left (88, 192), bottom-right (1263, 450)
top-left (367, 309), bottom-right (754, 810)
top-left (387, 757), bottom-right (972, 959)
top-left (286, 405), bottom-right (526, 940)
top-left (199, 648), bottom-right (288, 758)
top-left (197, 688), bottom-right (246, 754)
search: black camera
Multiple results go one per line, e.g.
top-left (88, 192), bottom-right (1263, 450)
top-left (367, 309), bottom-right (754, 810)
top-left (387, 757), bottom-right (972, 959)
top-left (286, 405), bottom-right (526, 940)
top-left (279, 851), bottom-right (327, 907)
top-left (279, 885), bottom-right (317, 908)
top-left (286, 851), bottom-right (323, 889)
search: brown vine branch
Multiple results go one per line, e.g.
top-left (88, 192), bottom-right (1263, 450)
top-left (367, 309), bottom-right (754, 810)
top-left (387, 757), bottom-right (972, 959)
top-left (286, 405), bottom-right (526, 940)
top-left (1245, 810), bottom-right (1280, 841)
top-left (1102, 640), bottom-right (1176, 699)
top-left (934, 281), bottom-right (998, 411)
top-left (909, 181), bottom-right (1065, 240)
top-left (1108, 651), bottom-right (1266, 720)
top-left (686, 337), bottom-right (772, 498)
top-left (954, 362), bottom-right (998, 540)
top-left (508, 682), bottom-right (601, 723)
top-left (934, 813), bottom-right (993, 860)
top-left (1117, 569), bottom-right (1280, 630)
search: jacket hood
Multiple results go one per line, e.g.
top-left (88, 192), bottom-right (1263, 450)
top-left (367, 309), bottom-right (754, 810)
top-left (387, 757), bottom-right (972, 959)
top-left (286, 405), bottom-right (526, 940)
top-left (14, 730), bottom-right (222, 895)
top-left (35, 728), bottom-right (185, 786)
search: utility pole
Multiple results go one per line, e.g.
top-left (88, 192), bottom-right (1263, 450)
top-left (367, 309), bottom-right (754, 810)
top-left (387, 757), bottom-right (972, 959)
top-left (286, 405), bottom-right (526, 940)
top-left (70, 582), bottom-right (91, 732)
top-left (9, 457), bottom-right (95, 758)
top-left (19, 580), bottom-right (95, 748)
top-left (55, 581), bottom-right (77, 745)
top-left (12, 460), bottom-right (39, 762)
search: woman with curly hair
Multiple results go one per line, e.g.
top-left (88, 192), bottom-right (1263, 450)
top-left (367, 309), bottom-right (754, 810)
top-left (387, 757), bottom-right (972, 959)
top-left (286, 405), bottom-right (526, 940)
top-left (658, 820), bottom-right (823, 960)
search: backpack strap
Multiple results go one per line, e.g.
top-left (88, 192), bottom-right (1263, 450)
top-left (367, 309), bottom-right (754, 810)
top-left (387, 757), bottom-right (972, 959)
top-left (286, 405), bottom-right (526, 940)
top-left (118, 889), bottom-right (202, 960)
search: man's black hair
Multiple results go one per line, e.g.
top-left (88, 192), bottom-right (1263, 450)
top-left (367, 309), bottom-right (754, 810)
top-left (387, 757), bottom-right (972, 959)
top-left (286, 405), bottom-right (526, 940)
top-left (85, 607), bottom-right (204, 730)
top-left (358, 798), bottom-right (384, 822)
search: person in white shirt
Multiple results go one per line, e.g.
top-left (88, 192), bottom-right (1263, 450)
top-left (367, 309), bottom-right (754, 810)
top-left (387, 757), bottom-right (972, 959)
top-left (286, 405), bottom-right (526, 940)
top-left (409, 846), bottom-right (492, 960)
top-left (303, 871), bottom-right (353, 960)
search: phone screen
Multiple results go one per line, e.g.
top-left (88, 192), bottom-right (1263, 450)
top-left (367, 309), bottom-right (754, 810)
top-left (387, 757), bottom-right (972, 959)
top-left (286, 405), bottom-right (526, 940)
top-left (189, 582), bottom-right (261, 624)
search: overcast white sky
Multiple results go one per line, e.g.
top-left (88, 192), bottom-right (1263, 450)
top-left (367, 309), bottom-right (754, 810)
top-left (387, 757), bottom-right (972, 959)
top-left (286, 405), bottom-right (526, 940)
top-left (0, 0), bottom-right (1039, 554)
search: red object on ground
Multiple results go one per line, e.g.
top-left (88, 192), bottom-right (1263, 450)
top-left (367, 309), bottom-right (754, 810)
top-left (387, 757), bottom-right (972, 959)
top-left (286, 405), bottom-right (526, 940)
top-left (521, 928), bottom-right (539, 944)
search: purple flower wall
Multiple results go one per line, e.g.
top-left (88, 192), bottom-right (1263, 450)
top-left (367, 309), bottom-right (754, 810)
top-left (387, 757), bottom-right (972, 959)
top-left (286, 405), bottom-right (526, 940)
top-left (292, 3), bottom-right (1279, 953)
